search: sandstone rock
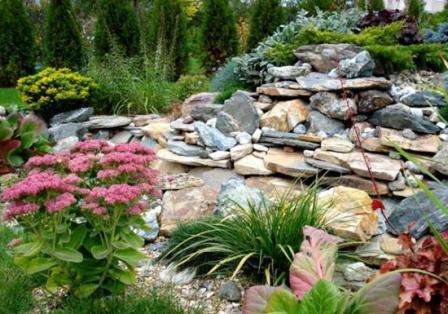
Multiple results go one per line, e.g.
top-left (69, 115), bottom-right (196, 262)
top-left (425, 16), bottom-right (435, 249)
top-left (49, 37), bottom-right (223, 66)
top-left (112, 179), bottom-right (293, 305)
top-left (50, 107), bottom-right (93, 126)
top-left (256, 85), bottom-right (311, 97)
top-left (378, 127), bottom-right (441, 153)
top-left (321, 137), bottom-right (355, 153)
top-left (307, 111), bottom-right (346, 137)
top-left (432, 144), bottom-right (448, 175)
top-left (260, 99), bottom-right (309, 132)
top-left (388, 183), bottom-right (448, 239)
top-left (360, 137), bottom-right (390, 153)
top-left (253, 144), bottom-right (268, 152)
top-left (392, 186), bottom-right (421, 198)
top-left (400, 90), bottom-right (447, 107)
top-left (379, 233), bottom-right (403, 255)
top-left (252, 128), bottom-right (262, 142)
top-left (170, 119), bottom-right (195, 132)
top-left (133, 114), bottom-right (161, 127)
top-left (318, 186), bottom-right (377, 241)
top-left (264, 148), bottom-right (318, 178)
top-left (181, 92), bottom-right (217, 117)
top-left (267, 64), bottom-right (311, 80)
top-left (190, 104), bottom-right (222, 122)
top-left (188, 167), bottom-right (242, 191)
top-left (245, 176), bottom-right (299, 198)
top-left (369, 106), bottom-right (440, 134)
top-left (230, 144), bottom-right (253, 161)
top-left (152, 159), bottom-right (187, 176)
top-left (110, 131), bottom-right (133, 144)
top-left (320, 175), bottom-right (389, 196)
top-left (88, 115), bottom-right (132, 129)
top-left (215, 92), bottom-right (259, 135)
top-left (194, 121), bottom-right (237, 151)
top-left (313, 149), bottom-right (402, 181)
top-left (234, 154), bottom-right (273, 176)
top-left (254, 101), bottom-right (274, 111)
top-left (357, 90), bottom-right (393, 113)
top-left (184, 132), bottom-right (200, 145)
top-left (161, 186), bottom-right (217, 234)
top-left (295, 73), bottom-right (391, 92)
top-left (209, 151), bottom-right (230, 161)
top-left (335, 50), bottom-right (375, 79)
top-left (305, 158), bottom-right (351, 174)
top-left (294, 44), bottom-right (363, 72)
top-left (167, 141), bottom-right (208, 158)
top-left (141, 119), bottom-right (171, 146)
top-left (159, 173), bottom-right (204, 190)
top-left (157, 149), bottom-right (230, 168)
top-left (310, 92), bottom-right (357, 121)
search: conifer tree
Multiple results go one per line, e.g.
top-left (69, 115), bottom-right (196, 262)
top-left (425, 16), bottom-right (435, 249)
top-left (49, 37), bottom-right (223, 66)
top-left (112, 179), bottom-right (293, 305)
top-left (248, 0), bottom-right (284, 50)
top-left (43, 0), bottom-right (85, 69)
top-left (94, 0), bottom-right (140, 58)
top-left (0, 0), bottom-right (36, 86)
top-left (146, 0), bottom-right (188, 80)
top-left (202, 0), bottom-right (239, 72)
top-left (407, 0), bottom-right (424, 18)
top-left (359, 0), bottom-right (385, 12)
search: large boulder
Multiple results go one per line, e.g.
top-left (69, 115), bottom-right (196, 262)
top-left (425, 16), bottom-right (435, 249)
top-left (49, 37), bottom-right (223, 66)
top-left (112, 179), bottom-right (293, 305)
top-left (387, 183), bottom-right (448, 239)
top-left (50, 107), bottom-right (93, 126)
top-left (215, 92), bottom-right (259, 135)
top-left (318, 186), bottom-right (377, 241)
top-left (334, 51), bottom-right (375, 79)
top-left (400, 90), bottom-right (447, 107)
top-left (310, 92), bottom-right (357, 121)
top-left (294, 44), bottom-right (363, 72)
top-left (369, 105), bottom-right (440, 134)
top-left (181, 92), bottom-right (217, 117)
top-left (260, 99), bottom-right (309, 132)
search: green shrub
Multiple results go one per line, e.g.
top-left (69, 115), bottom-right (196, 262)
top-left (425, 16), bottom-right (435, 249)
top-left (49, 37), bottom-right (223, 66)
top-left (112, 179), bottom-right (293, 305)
top-left (87, 52), bottom-right (175, 115)
top-left (247, 0), bottom-right (285, 50)
top-left (146, 0), bottom-right (189, 81)
top-left (408, 0), bottom-right (425, 19)
top-left (17, 68), bottom-right (98, 119)
top-left (160, 186), bottom-right (325, 283)
top-left (174, 75), bottom-right (210, 101)
top-left (94, 0), bottom-right (140, 58)
top-left (0, 0), bottom-right (36, 87)
top-left (299, 0), bottom-right (337, 14)
top-left (214, 81), bottom-right (248, 104)
top-left (357, 0), bottom-right (384, 11)
top-left (43, 0), bottom-right (85, 69)
top-left (201, 0), bottom-right (239, 72)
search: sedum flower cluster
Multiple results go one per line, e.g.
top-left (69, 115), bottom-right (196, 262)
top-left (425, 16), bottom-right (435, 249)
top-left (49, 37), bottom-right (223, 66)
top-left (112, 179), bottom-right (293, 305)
top-left (1, 140), bottom-right (159, 298)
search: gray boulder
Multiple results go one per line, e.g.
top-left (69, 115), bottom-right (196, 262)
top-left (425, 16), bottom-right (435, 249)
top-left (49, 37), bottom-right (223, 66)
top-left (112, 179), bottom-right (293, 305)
top-left (369, 105), bottom-right (440, 134)
top-left (335, 51), bottom-right (375, 79)
top-left (194, 121), bottom-right (237, 151)
top-left (48, 122), bottom-right (87, 142)
top-left (400, 90), bottom-right (447, 107)
top-left (357, 90), bottom-right (393, 113)
top-left (190, 104), bottom-right (223, 122)
top-left (167, 141), bottom-right (208, 158)
top-left (310, 92), bottom-right (357, 121)
top-left (216, 92), bottom-right (259, 135)
top-left (387, 183), bottom-right (448, 239)
top-left (306, 111), bottom-right (346, 137)
top-left (50, 107), bottom-right (93, 126)
top-left (267, 64), bottom-right (311, 80)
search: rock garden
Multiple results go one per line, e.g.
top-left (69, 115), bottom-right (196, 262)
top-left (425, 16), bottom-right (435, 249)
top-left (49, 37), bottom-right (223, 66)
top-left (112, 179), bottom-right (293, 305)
top-left (1, 0), bottom-right (448, 313)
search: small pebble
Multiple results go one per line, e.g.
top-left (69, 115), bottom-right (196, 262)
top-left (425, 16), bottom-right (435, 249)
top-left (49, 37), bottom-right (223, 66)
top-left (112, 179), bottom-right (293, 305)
top-left (402, 128), bottom-right (417, 140)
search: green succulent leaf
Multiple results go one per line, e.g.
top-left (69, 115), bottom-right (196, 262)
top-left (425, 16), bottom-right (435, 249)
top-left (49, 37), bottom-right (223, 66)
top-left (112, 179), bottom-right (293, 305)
top-left (75, 283), bottom-right (99, 299)
top-left (0, 118), bottom-right (13, 140)
top-left (108, 267), bottom-right (136, 285)
top-left (113, 248), bottom-right (147, 267)
top-left (91, 244), bottom-right (112, 260)
top-left (52, 247), bottom-right (83, 263)
top-left (265, 289), bottom-right (301, 314)
top-left (67, 224), bottom-right (88, 249)
top-left (15, 256), bottom-right (57, 275)
top-left (13, 241), bottom-right (43, 257)
top-left (298, 280), bottom-right (340, 314)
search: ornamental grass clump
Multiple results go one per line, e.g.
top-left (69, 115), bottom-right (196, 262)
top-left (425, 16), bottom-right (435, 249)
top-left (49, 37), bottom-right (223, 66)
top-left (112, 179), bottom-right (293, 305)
top-left (160, 186), bottom-right (325, 284)
top-left (1, 140), bottom-right (160, 298)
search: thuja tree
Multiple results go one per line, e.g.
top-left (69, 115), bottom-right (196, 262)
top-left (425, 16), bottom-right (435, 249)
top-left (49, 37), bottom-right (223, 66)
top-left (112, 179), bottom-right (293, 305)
top-left (358, 0), bottom-right (385, 12)
top-left (146, 0), bottom-right (188, 81)
top-left (248, 0), bottom-right (285, 50)
top-left (0, 0), bottom-right (36, 86)
top-left (202, 0), bottom-right (239, 72)
top-left (43, 0), bottom-right (85, 69)
top-left (94, 0), bottom-right (140, 58)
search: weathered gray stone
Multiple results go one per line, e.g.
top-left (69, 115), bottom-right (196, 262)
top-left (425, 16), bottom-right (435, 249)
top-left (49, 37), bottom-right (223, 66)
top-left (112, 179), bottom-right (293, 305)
top-left (157, 149), bottom-right (230, 168)
top-left (234, 154), bottom-right (273, 176)
top-left (170, 119), bottom-right (195, 132)
top-left (194, 121), bottom-right (237, 151)
top-left (53, 136), bottom-right (79, 153)
top-left (264, 148), bottom-right (319, 178)
top-left (181, 92), bottom-right (217, 117)
top-left (305, 158), bottom-right (351, 174)
top-left (48, 122), bottom-right (87, 142)
top-left (267, 64), bottom-right (311, 80)
top-left (110, 131), bottom-right (133, 144)
top-left (167, 141), bottom-right (208, 158)
top-left (50, 107), bottom-right (93, 126)
top-left (215, 92), bottom-right (259, 135)
top-left (307, 111), bottom-right (346, 137)
top-left (87, 116), bottom-right (132, 129)
top-left (432, 144), bottom-right (448, 175)
top-left (357, 90), bottom-right (393, 113)
top-left (215, 177), bottom-right (263, 215)
top-left (400, 90), bottom-right (447, 107)
top-left (295, 73), bottom-right (391, 92)
top-left (218, 281), bottom-right (241, 302)
top-left (310, 92), bottom-right (357, 121)
top-left (335, 51), bottom-right (375, 79)
top-left (188, 167), bottom-right (242, 191)
top-left (236, 132), bottom-right (252, 144)
top-left (230, 144), bottom-right (253, 161)
top-left (260, 136), bottom-right (319, 149)
top-left (190, 104), bottom-right (223, 122)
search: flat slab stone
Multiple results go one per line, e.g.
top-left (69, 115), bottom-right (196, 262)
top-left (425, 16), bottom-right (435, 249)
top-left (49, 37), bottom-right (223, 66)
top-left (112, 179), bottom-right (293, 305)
top-left (256, 86), bottom-right (312, 97)
top-left (110, 131), bottom-right (133, 144)
top-left (320, 175), bottom-right (389, 196)
top-left (245, 176), bottom-right (300, 198)
top-left (188, 168), bottom-right (242, 191)
top-left (264, 148), bottom-right (319, 178)
top-left (378, 127), bottom-right (441, 154)
top-left (157, 149), bottom-right (230, 168)
top-left (87, 115), bottom-right (132, 129)
top-left (305, 158), bottom-right (351, 174)
top-left (140, 119), bottom-right (172, 146)
top-left (50, 107), bottom-right (93, 126)
top-left (260, 136), bottom-right (319, 149)
top-left (167, 141), bottom-right (208, 158)
top-left (234, 154), bottom-right (273, 176)
top-left (159, 173), bottom-right (204, 190)
top-left (295, 73), bottom-right (391, 92)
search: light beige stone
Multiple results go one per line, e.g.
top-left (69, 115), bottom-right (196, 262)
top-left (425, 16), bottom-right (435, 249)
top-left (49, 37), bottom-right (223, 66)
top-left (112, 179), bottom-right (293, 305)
top-left (320, 175), bottom-right (389, 196)
top-left (245, 176), bottom-right (303, 198)
top-left (157, 149), bottom-right (230, 168)
top-left (256, 86), bottom-right (312, 97)
top-left (379, 127), bottom-right (441, 153)
top-left (264, 148), bottom-right (318, 178)
top-left (209, 151), bottom-right (231, 161)
top-left (230, 144), bottom-right (253, 161)
top-left (321, 137), bottom-right (355, 153)
top-left (234, 154), bottom-right (273, 176)
top-left (360, 137), bottom-right (390, 153)
top-left (260, 100), bottom-right (309, 132)
top-left (141, 119), bottom-right (171, 146)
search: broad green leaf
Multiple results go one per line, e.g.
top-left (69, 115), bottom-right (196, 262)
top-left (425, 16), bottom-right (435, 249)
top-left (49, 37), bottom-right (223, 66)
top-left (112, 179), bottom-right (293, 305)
top-left (108, 267), bottom-right (136, 285)
top-left (67, 225), bottom-right (88, 249)
top-left (113, 248), bottom-right (147, 267)
top-left (91, 244), bottom-right (111, 260)
top-left (75, 283), bottom-right (99, 298)
top-left (102, 279), bottom-right (126, 295)
top-left (6, 152), bottom-right (24, 167)
top-left (242, 285), bottom-right (285, 314)
top-left (111, 240), bottom-right (131, 249)
top-left (119, 230), bottom-right (144, 247)
top-left (19, 257), bottom-right (57, 275)
top-left (350, 272), bottom-right (401, 314)
top-left (298, 280), bottom-right (340, 314)
top-left (13, 241), bottom-right (43, 257)
top-left (0, 118), bottom-right (13, 140)
top-left (265, 289), bottom-right (301, 314)
top-left (46, 277), bottom-right (59, 293)
top-left (52, 247), bottom-right (83, 263)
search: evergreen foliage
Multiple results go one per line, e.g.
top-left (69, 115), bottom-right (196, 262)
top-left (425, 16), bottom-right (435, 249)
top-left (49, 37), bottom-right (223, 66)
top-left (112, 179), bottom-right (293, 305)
top-left (94, 0), bottom-right (140, 58)
top-left (146, 0), bottom-right (188, 81)
top-left (358, 0), bottom-right (385, 11)
top-left (247, 0), bottom-right (285, 50)
top-left (408, 0), bottom-right (425, 19)
top-left (0, 0), bottom-right (36, 87)
top-left (201, 0), bottom-right (239, 72)
top-left (43, 0), bottom-right (85, 69)
top-left (299, 0), bottom-right (334, 14)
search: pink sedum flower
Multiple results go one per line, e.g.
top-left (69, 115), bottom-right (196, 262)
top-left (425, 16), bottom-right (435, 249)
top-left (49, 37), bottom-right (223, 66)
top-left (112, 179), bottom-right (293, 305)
top-left (45, 192), bottom-right (76, 213)
top-left (4, 201), bottom-right (40, 220)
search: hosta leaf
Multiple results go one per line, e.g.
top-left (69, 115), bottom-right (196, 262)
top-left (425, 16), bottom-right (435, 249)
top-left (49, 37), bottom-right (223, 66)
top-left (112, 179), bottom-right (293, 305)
top-left (242, 285), bottom-right (284, 314)
top-left (113, 248), bottom-right (147, 267)
top-left (91, 244), bottom-right (111, 260)
top-left (52, 247), bottom-right (83, 263)
top-left (350, 272), bottom-right (401, 314)
top-left (13, 241), bottom-right (43, 257)
top-left (265, 289), bottom-right (301, 314)
top-left (298, 280), bottom-right (340, 314)
top-left (75, 283), bottom-right (99, 298)
top-left (108, 267), bottom-right (136, 285)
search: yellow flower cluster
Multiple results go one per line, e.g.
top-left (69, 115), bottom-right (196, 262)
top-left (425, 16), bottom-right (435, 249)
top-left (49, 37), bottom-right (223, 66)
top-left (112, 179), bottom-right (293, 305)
top-left (17, 67), bottom-right (98, 111)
